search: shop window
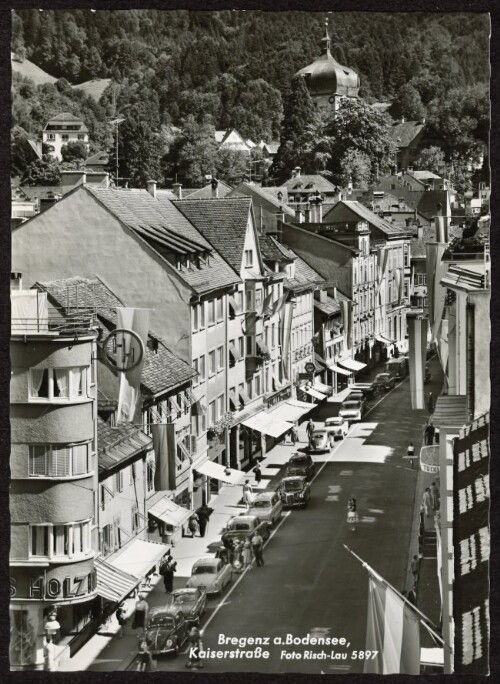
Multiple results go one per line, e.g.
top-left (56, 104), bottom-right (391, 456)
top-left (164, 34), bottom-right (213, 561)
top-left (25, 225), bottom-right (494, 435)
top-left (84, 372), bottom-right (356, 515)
top-left (29, 443), bottom-right (90, 477)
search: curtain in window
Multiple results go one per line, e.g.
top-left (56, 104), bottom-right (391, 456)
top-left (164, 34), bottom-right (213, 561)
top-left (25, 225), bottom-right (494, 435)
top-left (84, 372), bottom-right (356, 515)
top-left (70, 368), bottom-right (84, 396)
top-left (73, 523), bottom-right (82, 555)
top-left (31, 369), bottom-right (45, 397)
top-left (72, 444), bottom-right (88, 475)
top-left (54, 369), bottom-right (69, 398)
top-left (32, 526), bottom-right (48, 556)
top-left (53, 526), bottom-right (66, 556)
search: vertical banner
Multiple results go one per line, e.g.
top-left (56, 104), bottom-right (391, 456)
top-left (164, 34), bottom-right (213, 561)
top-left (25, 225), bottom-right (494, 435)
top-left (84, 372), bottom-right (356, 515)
top-left (394, 268), bottom-right (404, 306)
top-left (151, 423), bottom-right (176, 491)
top-left (116, 308), bottom-right (150, 423)
top-left (437, 319), bottom-right (449, 377)
top-left (364, 574), bottom-right (420, 674)
top-left (375, 248), bottom-right (389, 298)
top-left (407, 314), bottom-right (427, 409)
top-left (280, 301), bottom-right (294, 380)
top-left (435, 215), bottom-right (449, 243)
top-left (341, 300), bottom-right (353, 349)
top-left (426, 243), bottom-right (449, 343)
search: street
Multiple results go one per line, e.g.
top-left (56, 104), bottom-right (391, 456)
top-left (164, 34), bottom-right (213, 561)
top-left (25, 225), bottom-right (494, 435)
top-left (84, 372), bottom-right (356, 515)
top-left (123, 373), bottom-right (432, 674)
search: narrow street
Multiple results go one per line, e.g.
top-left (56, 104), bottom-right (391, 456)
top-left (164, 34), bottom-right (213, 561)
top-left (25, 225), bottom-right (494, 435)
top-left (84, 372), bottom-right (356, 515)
top-left (131, 372), bottom-right (432, 674)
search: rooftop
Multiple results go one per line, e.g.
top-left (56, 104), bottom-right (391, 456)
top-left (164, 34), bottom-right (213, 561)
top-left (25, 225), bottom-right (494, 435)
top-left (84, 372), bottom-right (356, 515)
top-left (259, 234), bottom-right (295, 263)
top-left (230, 182), bottom-right (295, 216)
top-left (282, 174), bottom-right (338, 194)
top-left (185, 180), bottom-right (233, 199)
top-left (389, 120), bottom-right (425, 148)
top-left (410, 225), bottom-right (463, 258)
top-left (97, 418), bottom-right (153, 474)
top-left (324, 200), bottom-right (409, 237)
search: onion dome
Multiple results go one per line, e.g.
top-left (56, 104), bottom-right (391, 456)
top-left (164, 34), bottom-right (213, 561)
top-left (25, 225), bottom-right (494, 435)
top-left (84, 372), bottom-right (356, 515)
top-left (295, 19), bottom-right (360, 98)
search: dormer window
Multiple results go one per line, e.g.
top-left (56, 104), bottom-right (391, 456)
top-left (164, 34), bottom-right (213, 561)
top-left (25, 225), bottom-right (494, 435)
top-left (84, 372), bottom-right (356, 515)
top-left (244, 250), bottom-right (254, 268)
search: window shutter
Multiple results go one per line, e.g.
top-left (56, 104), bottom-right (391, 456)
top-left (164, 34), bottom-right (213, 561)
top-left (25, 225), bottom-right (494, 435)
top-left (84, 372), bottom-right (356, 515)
top-left (73, 522), bottom-right (82, 555)
top-left (72, 444), bottom-right (88, 475)
top-left (30, 446), bottom-right (48, 475)
top-left (51, 447), bottom-right (71, 477)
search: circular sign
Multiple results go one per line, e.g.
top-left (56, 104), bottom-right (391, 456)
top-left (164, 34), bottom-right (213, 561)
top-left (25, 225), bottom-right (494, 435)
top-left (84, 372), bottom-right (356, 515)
top-left (101, 328), bottom-right (145, 372)
top-left (305, 362), bottom-right (315, 373)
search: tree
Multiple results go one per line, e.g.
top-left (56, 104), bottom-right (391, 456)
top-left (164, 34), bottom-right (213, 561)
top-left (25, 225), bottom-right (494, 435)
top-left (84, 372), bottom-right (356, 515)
top-left (269, 75), bottom-right (317, 183)
top-left (21, 155), bottom-right (62, 186)
top-left (61, 141), bottom-right (88, 163)
top-left (309, 98), bottom-right (395, 185)
top-left (414, 146), bottom-right (446, 175)
top-left (392, 83), bottom-right (426, 121)
top-left (214, 148), bottom-right (249, 186)
top-left (339, 149), bottom-right (372, 188)
top-left (11, 126), bottom-right (39, 178)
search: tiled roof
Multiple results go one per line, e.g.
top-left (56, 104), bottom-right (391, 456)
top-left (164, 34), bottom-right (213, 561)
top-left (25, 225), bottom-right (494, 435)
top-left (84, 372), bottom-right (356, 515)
top-left (282, 174), bottom-right (338, 194)
top-left (410, 170), bottom-right (442, 181)
top-left (48, 111), bottom-right (84, 122)
top-left (98, 389), bottom-right (118, 412)
top-left (289, 250), bottom-right (326, 285)
top-left (230, 183), bottom-right (295, 216)
top-left (97, 418), bottom-right (152, 474)
top-left (417, 190), bottom-right (451, 220)
top-left (314, 295), bottom-right (341, 316)
top-left (324, 200), bottom-right (408, 236)
top-left (410, 225), bottom-right (462, 258)
top-left (35, 275), bottom-right (197, 394)
top-left (261, 186), bottom-right (288, 203)
top-left (86, 186), bottom-right (240, 294)
top-left (173, 197), bottom-right (252, 275)
top-left (259, 234), bottom-right (295, 262)
top-left (85, 151), bottom-right (109, 166)
top-left (185, 181), bottom-right (233, 199)
top-left (389, 120), bottom-right (425, 147)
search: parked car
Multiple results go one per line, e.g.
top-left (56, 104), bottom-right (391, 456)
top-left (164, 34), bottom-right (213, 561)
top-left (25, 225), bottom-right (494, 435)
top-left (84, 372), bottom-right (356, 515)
top-left (286, 452), bottom-right (315, 479)
top-left (349, 381), bottom-right (380, 399)
top-left (167, 588), bottom-right (207, 627)
top-left (346, 390), bottom-right (366, 408)
top-left (278, 475), bottom-right (311, 508)
top-left (373, 372), bottom-right (396, 391)
top-left (186, 557), bottom-right (232, 595)
top-left (424, 365), bottom-right (431, 383)
top-left (338, 399), bottom-right (364, 423)
top-left (386, 357), bottom-right (408, 380)
top-left (324, 416), bottom-right (349, 439)
top-left (246, 491), bottom-right (283, 525)
top-left (144, 607), bottom-right (188, 656)
top-left (308, 428), bottom-right (335, 453)
top-left (222, 514), bottom-right (271, 544)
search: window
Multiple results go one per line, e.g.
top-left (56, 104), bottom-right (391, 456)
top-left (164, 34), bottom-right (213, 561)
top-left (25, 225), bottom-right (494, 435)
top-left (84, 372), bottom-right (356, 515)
top-left (61, 134), bottom-right (69, 141)
top-left (77, 134), bottom-right (85, 141)
top-left (199, 303), bottom-right (205, 328)
top-left (217, 345), bottom-right (224, 370)
top-left (404, 244), bottom-right (410, 267)
top-left (29, 443), bottom-right (90, 477)
top-left (208, 350), bottom-right (216, 376)
top-left (192, 306), bottom-right (199, 332)
top-left (30, 520), bottom-right (92, 559)
top-left (238, 336), bottom-right (245, 358)
top-left (216, 297), bottom-right (224, 322)
top-left (147, 460), bottom-right (155, 493)
top-left (246, 336), bottom-right (254, 356)
top-left (130, 463), bottom-right (136, 484)
top-left (29, 367), bottom-right (86, 401)
top-left (246, 289), bottom-right (254, 312)
top-left (192, 358), bottom-right (199, 385)
top-left (209, 400), bottom-right (216, 424)
top-left (255, 290), bottom-right (262, 308)
top-left (116, 470), bottom-right (124, 493)
top-left (246, 379), bottom-right (253, 400)
top-left (217, 394), bottom-right (225, 418)
top-left (199, 355), bottom-right (206, 382)
top-left (244, 250), bottom-right (254, 267)
top-left (131, 506), bottom-right (140, 534)
top-left (102, 523), bottom-right (113, 555)
top-left (207, 299), bottom-right (215, 326)
top-left (255, 374), bottom-right (261, 397)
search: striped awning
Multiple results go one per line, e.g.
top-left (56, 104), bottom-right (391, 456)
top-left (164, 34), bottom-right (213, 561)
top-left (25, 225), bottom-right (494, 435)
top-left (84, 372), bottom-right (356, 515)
top-left (338, 357), bottom-right (367, 372)
top-left (95, 556), bottom-right (139, 603)
top-left (148, 494), bottom-right (191, 527)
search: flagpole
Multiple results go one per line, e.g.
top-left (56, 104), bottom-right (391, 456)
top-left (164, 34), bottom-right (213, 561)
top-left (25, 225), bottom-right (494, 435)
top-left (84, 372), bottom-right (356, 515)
top-left (343, 544), bottom-right (445, 646)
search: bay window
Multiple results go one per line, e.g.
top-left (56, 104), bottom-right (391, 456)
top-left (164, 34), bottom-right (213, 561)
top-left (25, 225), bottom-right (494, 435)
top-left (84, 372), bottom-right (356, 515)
top-left (29, 367), bottom-right (87, 401)
top-left (30, 520), bottom-right (92, 559)
top-left (29, 443), bottom-right (91, 477)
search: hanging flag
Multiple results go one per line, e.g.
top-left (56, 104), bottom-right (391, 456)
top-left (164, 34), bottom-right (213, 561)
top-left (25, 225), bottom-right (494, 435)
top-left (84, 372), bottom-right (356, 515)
top-left (116, 308), bottom-right (150, 423)
top-left (426, 243), bottom-right (449, 343)
top-left (340, 300), bottom-right (353, 349)
top-left (261, 291), bottom-right (274, 316)
top-left (242, 311), bottom-right (257, 336)
top-left (375, 248), bottom-right (389, 296)
top-left (364, 573), bottom-right (421, 674)
top-left (435, 214), bottom-right (448, 243)
top-left (271, 294), bottom-right (286, 316)
top-left (280, 301), bottom-right (294, 380)
top-left (151, 423), bottom-right (176, 490)
top-left (394, 268), bottom-right (403, 306)
top-left (407, 314), bottom-right (427, 409)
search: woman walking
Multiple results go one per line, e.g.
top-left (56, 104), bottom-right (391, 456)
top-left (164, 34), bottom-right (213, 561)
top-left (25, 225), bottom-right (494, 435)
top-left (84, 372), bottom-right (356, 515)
top-left (242, 539), bottom-right (252, 570)
top-left (132, 593), bottom-right (149, 640)
top-left (347, 498), bottom-right (359, 532)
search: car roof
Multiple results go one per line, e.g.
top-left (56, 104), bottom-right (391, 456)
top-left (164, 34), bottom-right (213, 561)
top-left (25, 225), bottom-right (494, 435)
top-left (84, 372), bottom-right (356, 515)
top-left (281, 475), bottom-right (306, 482)
top-left (231, 515), bottom-right (257, 523)
top-left (192, 557), bottom-right (219, 566)
top-left (172, 588), bottom-right (199, 595)
top-left (149, 606), bottom-right (179, 617)
top-left (251, 492), bottom-right (276, 502)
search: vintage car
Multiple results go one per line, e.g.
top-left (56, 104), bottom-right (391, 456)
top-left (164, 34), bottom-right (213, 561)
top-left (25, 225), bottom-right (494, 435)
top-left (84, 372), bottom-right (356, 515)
top-left (308, 428), bottom-right (336, 453)
top-left (373, 372), bottom-right (396, 391)
top-left (246, 491), bottom-right (283, 525)
top-left (222, 514), bottom-right (271, 543)
top-left (324, 416), bottom-right (349, 439)
top-left (278, 475), bottom-right (311, 508)
top-left (186, 557), bottom-right (232, 595)
top-left (167, 587), bottom-right (207, 627)
top-left (386, 357), bottom-right (408, 380)
top-left (286, 452), bottom-right (315, 479)
top-left (338, 399), bottom-right (364, 423)
top-left (144, 606), bottom-right (188, 656)
top-left (424, 365), bottom-right (431, 383)
top-left (346, 390), bottom-right (367, 408)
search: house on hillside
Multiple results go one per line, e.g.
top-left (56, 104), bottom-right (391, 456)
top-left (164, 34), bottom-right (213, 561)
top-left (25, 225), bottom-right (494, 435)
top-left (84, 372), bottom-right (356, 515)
top-left (281, 167), bottom-right (341, 209)
top-left (215, 129), bottom-right (254, 154)
top-left (389, 119), bottom-right (426, 170)
top-left (43, 112), bottom-right (89, 161)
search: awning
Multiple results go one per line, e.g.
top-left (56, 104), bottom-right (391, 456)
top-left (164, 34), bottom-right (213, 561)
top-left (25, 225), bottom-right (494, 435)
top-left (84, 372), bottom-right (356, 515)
top-left (303, 387), bottom-right (327, 401)
top-left (242, 411), bottom-right (292, 438)
top-left (420, 647), bottom-right (444, 667)
top-left (432, 395), bottom-right (467, 429)
top-left (338, 357), bottom-right (367, 372)
top-left (95, 556), bottom-right (139, 603)
top-left (327, 361), bottom-right (352, 376)
top-left (228, 295), bottom-right (241, 316)
top-left (269, 399), bottom-right (314, 423)
top-left (195, 460), bottom-right (246, 485)
top-left (229, 389), bottom-right (239, 410)
top-left (238, 386), bottom-right (250, 405)
top-left (375, 334), bottom-right (396, 345)
top-left (313, 381), bottom-right (333, 396)
top-left (191, 399), bottom-right (206, 415)
top-left (256, 338), bottom-right (269, 355)
top-left (419, 445), bottom-right (440, 474)
top-left (147, 494), bottom-right (191, 528)
top-left (112, 539), bottom-right (167, 579)
top-left (229, 342), bottom-right (241, 361)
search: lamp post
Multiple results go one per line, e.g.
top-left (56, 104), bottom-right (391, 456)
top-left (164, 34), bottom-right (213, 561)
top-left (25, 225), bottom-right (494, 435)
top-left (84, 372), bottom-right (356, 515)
top-left (43, 611), bottom-right (60, 671)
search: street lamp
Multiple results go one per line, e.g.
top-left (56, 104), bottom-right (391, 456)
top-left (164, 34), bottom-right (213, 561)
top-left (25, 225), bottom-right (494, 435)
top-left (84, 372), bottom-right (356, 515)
top-left (44, 612), bottom-right (60, 642)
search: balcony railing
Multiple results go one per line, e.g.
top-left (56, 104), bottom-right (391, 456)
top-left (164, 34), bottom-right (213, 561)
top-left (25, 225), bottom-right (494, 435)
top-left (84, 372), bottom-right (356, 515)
top-left (11, 308), bottom-right (98, 335)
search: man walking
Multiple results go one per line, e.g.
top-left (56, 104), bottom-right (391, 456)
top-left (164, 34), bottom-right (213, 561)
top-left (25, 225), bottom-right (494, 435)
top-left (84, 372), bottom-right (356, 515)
top-left (430, 481), bottom-right (440, 511)
top-left (424, 421), bottom-right (436, 446)
top-left (162, 559), bottom-right (176, 594)
top-left (406, 442), bottom-right (415, 468)
top-left (422, 487), bottom-right (433, 516)
top-left (251, 531), bottom-right (265, 567)
top-left (427, 391), bottom-right (435, 414)
top-left (253, 463), bottom-right (262, 486)
top-left (196, 504), bottom-right (213, 538)
top-left (410, 554), bottom-right (419, 586)
top-left (306, 418), bottom-right (315, 447)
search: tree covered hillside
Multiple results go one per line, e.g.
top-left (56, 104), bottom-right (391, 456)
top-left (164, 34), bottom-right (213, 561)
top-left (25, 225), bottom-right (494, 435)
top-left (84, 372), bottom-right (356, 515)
top-left (11, 9), bottom-right (490, 187)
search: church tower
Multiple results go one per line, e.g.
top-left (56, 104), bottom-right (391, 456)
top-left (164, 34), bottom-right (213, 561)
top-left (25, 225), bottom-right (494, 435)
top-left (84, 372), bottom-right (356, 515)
top-left (295, 18), bottom-right (360, 113)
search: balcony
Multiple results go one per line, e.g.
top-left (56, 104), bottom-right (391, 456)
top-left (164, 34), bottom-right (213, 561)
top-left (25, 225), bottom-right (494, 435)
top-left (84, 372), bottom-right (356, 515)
top-left (11, 289), bottom-right (97, 336)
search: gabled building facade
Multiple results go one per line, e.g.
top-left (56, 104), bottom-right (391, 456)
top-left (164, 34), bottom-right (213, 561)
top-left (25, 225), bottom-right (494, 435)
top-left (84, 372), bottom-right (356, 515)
top-left (43, 112), bottom-right (89, 162)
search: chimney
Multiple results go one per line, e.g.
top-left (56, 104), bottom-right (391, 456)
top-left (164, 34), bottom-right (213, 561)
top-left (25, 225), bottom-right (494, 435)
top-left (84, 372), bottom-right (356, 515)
top-left (211, 177), bottom-right (219, 199)
top-left (147, 179), bottom-right (157, 199)
top-left (293, 166), bottom-right (301, 178)
top-left (295, 205), bottom-right (302, 223)
top-left (319, 290), bottom-right (328, 303)
top-left (172, 182), bottom-right (182, 199)
top-left (11, 272), bottom-right (22, 290)
top-left (417, 225), bottom-right (423, 239)
top-left (333, 286), bottom-right (337, 300)
top-left (347, 177), bottom-right (353, 195)
top-left (60, 169), bottom-right (86, 194)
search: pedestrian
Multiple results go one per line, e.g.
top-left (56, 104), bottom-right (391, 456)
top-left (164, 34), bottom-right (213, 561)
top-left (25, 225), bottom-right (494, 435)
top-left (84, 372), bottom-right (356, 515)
top-left (410, 555), bottom-right (419, 585)
top-left (242, 539), bottom-right (252, 570)
top-left (251, 531), bottom-right (265, 566)
top-left (306, 418), bottom-right (315, 445)
top-left (186, 626), bottom-right (203, 669)
top-left (132, 593), bottom-right (149, 639)
top-left (424, 421), bottom-right (436, 446)
top-left (422, 488), bottom-right (432, 516)
top-left (347, 497), bottom-right (358, 532)
top-left (430, 481), bottom-right (440, 511)
top-left (427, 391), bottom-right (435, 414)
top-left (291, 425), bottom-right (299, 445)
top-left (243, 479), bottom-right (253, 507)
top-left (137, 639), bottom-right (153, 672)
top-left (407, 588), bottom-right (417, 605)
top-left (221, 530), bottom-right (234, 564)
top-left (115, 603), bottom-right (128, 638)
top-left (232, 539), bottom-right (243, 573)
top-left (163, 560), bottom-right (176, 594)
top-left (253, 463), bottom-right (262, 486)
top-left (188, 512), bottom-right (200, 537)
top-left (197, 504), bottom-right (213, 538)
top-left (406, 442), bottom-right (415, 468)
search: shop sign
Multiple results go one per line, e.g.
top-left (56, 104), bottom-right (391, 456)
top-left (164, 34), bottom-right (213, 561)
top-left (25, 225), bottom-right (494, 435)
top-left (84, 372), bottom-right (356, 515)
top-left (265, 384), bottom-right (292, 408)
top-left (10, 569), bottom-right (97, 601)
